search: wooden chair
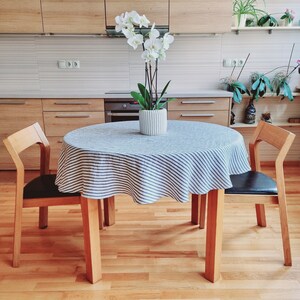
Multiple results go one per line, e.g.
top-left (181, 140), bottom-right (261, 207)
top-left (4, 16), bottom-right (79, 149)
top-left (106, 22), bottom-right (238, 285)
top-left (192, 121), bottom-right (295, 266)
top-left (3, 122), bottom-right (82, 267)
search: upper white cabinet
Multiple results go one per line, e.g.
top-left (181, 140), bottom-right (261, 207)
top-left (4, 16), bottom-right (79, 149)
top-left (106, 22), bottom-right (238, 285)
top-left (41, 0), bottom-right (106, 34)
top-left (169, 0), bottom-right (232, 34)
top-left (105, 0), bottom-right (169, 27)
top-left (0, 0), bottom-right (43, 33)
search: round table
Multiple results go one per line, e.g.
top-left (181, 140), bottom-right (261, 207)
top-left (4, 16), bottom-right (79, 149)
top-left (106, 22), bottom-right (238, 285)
top-left (56, 121), bottom-right (250, 204)
top-left (55, 120), bottom-right (250, 284)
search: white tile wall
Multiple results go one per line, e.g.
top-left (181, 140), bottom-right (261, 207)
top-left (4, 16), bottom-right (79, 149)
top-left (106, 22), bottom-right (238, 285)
top-left (0, 1), bottom-right (299, 96)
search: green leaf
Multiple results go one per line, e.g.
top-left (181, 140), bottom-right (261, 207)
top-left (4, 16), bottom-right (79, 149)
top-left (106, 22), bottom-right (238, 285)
top-left (160, 80), bottom-right (171, 99)
top-left (137, 83), bottom-right (151, 108)
top-left (130, 91), bottom-right (147, 110)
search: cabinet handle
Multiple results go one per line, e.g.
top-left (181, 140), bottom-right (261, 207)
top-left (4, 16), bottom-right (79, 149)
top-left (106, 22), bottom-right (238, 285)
top-left (55, 114), bottom-right (90, 118)
top-left (0, 100), bottom-right (26, 105)
top-left (181, 100), bottom-right (216, 104)
top-left (181, 113), bottom-right (215, 117)
top-left (54, 102), bottom-right (89, 105)
top-left (107, 112), bottom-right (139, 117)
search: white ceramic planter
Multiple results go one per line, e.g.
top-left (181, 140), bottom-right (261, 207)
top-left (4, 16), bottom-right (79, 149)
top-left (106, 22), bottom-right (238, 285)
top-left (139, 108), bottom-right (167, 136)
top-left (233, 14), bottom-right (247, 27)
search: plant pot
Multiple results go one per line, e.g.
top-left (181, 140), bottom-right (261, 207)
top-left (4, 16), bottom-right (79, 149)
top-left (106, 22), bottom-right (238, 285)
top-left (281, 19), bottom-right (293, 27)
top-left (244, 99), bottom-right (256, 124)
top-left (139, 108), bottom-right (167, 136)
top-left (234, 14), bottom-right (247, 27)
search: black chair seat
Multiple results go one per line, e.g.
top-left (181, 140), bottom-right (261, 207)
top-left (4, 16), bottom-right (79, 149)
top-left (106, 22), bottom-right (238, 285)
top-left (23, 174), bottom-right (80, 199)
top-left (225, 171), bottom-right (278, 195)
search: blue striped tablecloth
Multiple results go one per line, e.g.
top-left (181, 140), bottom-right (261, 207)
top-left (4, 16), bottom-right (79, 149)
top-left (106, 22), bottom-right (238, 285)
top-left (55, 121), bottom-right (250, 204)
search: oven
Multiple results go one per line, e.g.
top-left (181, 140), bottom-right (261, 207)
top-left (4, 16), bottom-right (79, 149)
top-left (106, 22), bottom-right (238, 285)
top-left (104, 99), bottom-right (140, 122)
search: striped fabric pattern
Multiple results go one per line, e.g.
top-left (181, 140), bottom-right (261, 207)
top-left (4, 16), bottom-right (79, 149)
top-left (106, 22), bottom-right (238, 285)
top-left (55, 121), bottom-right (250, 204)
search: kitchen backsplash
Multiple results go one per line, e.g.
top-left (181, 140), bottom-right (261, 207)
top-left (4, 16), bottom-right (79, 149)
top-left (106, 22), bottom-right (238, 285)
top-left (0, 0), bottom-right (299, 96)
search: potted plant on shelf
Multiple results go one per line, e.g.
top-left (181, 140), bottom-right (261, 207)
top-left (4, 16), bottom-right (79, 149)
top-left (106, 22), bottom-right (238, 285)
top-left (280, 9), bottom-right (295, 27)
top-left (257, 12), bottom-right (279, 27)
top-left (115, 11), bottom-right (175, 136)
top-left (244, 72), bottom-right (273, 124)
top-left (233, 0), bottom-right (264, 27)
top-left (221, 53), bottom-right (250, 124)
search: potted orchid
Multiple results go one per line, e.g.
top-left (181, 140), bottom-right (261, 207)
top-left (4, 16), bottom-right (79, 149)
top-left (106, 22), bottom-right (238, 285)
top-left (280, 9), bottom-right (295, 26)
top-left (115, 11), bottom-right (174, 135)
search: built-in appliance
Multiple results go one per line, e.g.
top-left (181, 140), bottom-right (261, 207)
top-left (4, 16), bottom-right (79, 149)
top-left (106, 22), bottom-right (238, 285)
top-left (105, 91), bottom-right (140, 122)
top-left (104, 91), bottom-right (166, 122)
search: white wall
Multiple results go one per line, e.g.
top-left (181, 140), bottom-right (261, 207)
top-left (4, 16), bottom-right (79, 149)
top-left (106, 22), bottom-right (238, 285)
top-left (0, 0), bottom-right (299, 96)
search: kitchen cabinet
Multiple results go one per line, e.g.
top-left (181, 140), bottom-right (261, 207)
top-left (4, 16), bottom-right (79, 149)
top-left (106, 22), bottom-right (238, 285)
top-left (0, 99), bottom-right (44, 169)
top-left (169, 0), bottom-right (232, 34)
top-left (0, 0), bottom-right (43, 33)
top-left (168, 97), bottom-right (231, 126)
top-left (42, 98), bottom-right (105, 170)
top-left (105, 0), bottom-right (169, 27)
top-left (41, 0), bottom-right (106, 34)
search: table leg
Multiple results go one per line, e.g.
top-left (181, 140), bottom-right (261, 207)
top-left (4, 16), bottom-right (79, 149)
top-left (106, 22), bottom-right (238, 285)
top-left (81, 197), bottom-right (102, 283)
top-left (104, 196), bottom-right (115, 226)
top-left (204, 189), bottom-right (224, 283)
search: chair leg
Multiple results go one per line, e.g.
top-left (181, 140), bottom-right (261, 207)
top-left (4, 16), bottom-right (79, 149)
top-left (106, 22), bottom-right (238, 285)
top-left (104, 196), bottom-right (115, 226)
top-left (39, 207), bottom-right (48, 229)
top-left (13, 201), bottom-right (23, 267)
top-left (277, 195), bottom-right (292, 266)
top-left (98, 201), bottom-right (104, 230)
top-left (255, 204), bottom-right (267, 227)
top-left (199, 194), bottom-right (207, 229)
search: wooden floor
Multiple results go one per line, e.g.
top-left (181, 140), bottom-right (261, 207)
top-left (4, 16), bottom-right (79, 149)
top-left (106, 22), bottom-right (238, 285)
top-left (0, 166), bottom-right (300, 299)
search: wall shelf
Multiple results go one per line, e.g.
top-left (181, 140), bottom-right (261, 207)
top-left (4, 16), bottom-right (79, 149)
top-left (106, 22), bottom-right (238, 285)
top-left (231, 26), bottom-right (300, 34)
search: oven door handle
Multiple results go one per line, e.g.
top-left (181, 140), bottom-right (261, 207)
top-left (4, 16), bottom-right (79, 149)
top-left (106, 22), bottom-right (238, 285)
top-left (106, 112), bottom-right (140, 117)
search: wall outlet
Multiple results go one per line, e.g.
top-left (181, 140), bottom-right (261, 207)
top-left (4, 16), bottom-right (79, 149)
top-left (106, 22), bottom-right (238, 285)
top-left (57, 60), bottom-right (80, 69)
top-left (223, 58), bottom-right (246, 67)
top-left (73, 60), bottom-right (80, 69)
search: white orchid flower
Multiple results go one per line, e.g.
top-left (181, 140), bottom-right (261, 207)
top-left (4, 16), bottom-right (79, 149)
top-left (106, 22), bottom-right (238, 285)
top-left (115, 13), bottom-right (126, 32)
top-left (149, 23), bottom-right (160, 40)
top-left (139, 15), bottom-right (150, 28)
top-left (127, 11), bottom-right (141, 26)
top-left (142, 49), bottom-right (159, 63)
top-left (122, 28), bottom-right (135, 39)
top-left (162, 33), bottom-right (174, 50)
top-left (128, 34), bottom-right (144, 50)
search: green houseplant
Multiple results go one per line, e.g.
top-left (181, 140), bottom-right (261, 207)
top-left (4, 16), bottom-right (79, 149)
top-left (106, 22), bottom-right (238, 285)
top-left (221, 53), bottom-right (250, 124)
top-left (280, 9), bottom-right (295, 26)
top-left (233, 0), bottom-right (264, 27)
top-left (115, 11), bottom-right (175, 135)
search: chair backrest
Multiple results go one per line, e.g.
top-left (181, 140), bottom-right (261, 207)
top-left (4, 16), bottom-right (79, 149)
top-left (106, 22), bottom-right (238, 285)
top-left (3, 122), bottom-right (50, 180)
top-left (249, 121), bottom-right (295, 172)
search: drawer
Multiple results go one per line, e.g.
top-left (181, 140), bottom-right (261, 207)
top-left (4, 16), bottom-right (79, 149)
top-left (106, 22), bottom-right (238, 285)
top-left (44, 111), bottom-right (105, 136)
top-left (43, 98), bottom-right (104, 112)
top-left (168, 98), bottom-right (230, 111)
top-left (168, 110), bottom-right (230, 126)
top-left (0, 99), bottom-right (44, 136)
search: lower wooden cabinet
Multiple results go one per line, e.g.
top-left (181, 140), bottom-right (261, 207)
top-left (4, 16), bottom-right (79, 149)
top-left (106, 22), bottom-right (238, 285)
top-left (168, 97), bottom-right (231, 126)
top-left (0, 99), bottom-right (44, 169)
top-left (0, 98), bottom-right (105, 170)
top-left (42, 98), bottom-right (105, 170)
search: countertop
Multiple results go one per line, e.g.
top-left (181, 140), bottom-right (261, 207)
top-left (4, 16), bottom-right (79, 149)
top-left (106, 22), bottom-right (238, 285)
top-left (0, 90), bottom-right (233, 99)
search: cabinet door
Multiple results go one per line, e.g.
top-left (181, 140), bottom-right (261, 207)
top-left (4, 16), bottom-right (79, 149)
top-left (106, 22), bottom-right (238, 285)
top-left (170, 0), bottom-right (231, 33)
top-left (105, 0), bottom-right (169, 27)
top-left (0, 99), bottom-right (44, 169)
top-left (0, 0), bottom-right (43, 33)
top-left (41, 0), bottom-right (105, 33)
